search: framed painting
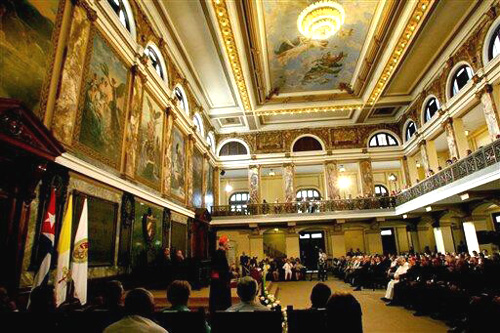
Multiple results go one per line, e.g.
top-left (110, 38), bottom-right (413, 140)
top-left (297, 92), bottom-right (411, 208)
top-left (131, 200), bottom-right (163, 268)
top-left (73, 191), bottom-right (118, 267)
top-left (205, 160), bottom-right (214, 210)
top-left (170, 125), bottom-right (187, 203)
top-left (136, 91), bottom-right (165, 188)
top-left (0, 0), bottom-right (66, 118)
top-left (192, 148), bottom-right (203, 208)
top-left (74, 31), bottom-right (130, 168)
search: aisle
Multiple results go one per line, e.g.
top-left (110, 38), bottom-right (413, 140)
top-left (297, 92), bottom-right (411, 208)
top-left (275, 279), bottom-right (448, 333)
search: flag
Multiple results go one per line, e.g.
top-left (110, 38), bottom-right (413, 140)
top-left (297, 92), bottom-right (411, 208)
top-left (55, 193), bottom-right (73, 307)
top-left (72, 197), bottom-right (88, 305)
top-left (31, 188), bottom-right (57, 288)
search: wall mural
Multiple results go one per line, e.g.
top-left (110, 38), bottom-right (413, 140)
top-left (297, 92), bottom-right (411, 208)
top-left (0, 0), bottom-right (63, 117)
top-left (136, 92), bottom-right (164, 187)
top-left (205, 160), bottom-right (214, 209)
top-left (76, 33), bottom-right (129, 167)
top-left (262, 0), bottom-right (378, 93)
top-left (170, 126), bottom-right (186, 202)
top-left (192, 148), bottom-right (203, 208)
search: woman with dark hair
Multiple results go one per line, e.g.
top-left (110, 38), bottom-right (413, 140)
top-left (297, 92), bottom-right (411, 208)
top-left (326, 292), bottom-right (363, 333)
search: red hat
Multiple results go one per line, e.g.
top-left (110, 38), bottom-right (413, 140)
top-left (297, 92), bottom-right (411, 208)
top-left (219, 235), bottom-right (229, 246)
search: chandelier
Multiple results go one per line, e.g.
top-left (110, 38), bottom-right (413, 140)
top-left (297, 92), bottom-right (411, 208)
top-left (297, 1), bottom-right (346, 40)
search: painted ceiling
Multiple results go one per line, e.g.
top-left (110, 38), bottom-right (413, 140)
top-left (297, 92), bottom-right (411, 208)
top-left (262, 0), bottom-right (379, 94)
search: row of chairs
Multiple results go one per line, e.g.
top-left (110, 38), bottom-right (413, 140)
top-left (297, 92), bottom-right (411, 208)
top-left (0, 307), bottom-right (327, 333)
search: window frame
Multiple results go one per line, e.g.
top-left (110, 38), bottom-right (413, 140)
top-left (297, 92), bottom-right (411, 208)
top-left (405, 121), bottom-right (417, 142)
top-left (368, 132), bottom-right (399, 147)
top-left (488, 24), bottom-right (500, 61)
top-left (423, 96), bottom-right (440, 123)
top-left (174, 86), bottom-right (189, 115)
top-left (145, 44), bottom-right (166, 81)
top-left (106, 0), bottom-right (135, 38)
top-left (296, 188), bottom-right (321, 201)
top-left (374, 184), bottom-right (389, 197)
top-left (450, 65), bottom-right (474, 97)
top-left (229, 191), bottom-right (249, 212)
top-left (193, 113), bottom-right (204, 137)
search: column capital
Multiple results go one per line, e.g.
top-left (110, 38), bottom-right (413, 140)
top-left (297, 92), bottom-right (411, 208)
top-left (418, 139), bottom-right (427, 146)
top-left (324, 160), bottom-right (337, 166)
top-left (282, 162), bottom-right (295, 168)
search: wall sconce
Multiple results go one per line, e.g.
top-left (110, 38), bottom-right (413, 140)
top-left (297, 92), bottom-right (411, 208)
top-left (339, 164), bottom-right (346, 172)
top-left (225, 183), bottom-right (233, 193)
top-left (388, 173), bottom-right (397, 182)
top-left (269, 169), bottom-right (276, 176)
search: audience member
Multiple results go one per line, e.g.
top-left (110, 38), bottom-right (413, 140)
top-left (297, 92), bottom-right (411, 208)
top-left (227, 277), bottom-right (269, 312)
top-left (104, 288), bottom-right (167, 333)
top-left (29, 285), bottom-right (55, 313)
top-left (326, 292), bottom-right (363, 333)
top-left (310, 283), bottom-right (331, 309)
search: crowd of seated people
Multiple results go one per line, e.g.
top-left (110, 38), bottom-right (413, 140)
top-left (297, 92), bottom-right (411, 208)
top-left (239, 253), bottom-right (308, 282)
top-left (333, 250), bottom-right (500, 331)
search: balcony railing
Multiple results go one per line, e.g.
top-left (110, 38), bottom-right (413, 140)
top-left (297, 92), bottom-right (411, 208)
top-left (211, 138), bottom-right (500, 218)
top-left (211, 196), bottom-right (396, 217)
top-left (396, 138), bottom-right (500, 205)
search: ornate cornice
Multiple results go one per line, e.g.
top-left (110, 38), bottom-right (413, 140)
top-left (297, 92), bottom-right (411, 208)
top-left (367, 0), bottom-right (434, 105)
top-left (254, 104), bottom-right (364, 116)
top-left (211, 0), bottom-right (252, 111)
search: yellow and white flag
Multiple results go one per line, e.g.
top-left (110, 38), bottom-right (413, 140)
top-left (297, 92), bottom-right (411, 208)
top-left (55, 194), bottom-right (73, 307)
top-left (71, 197), bottom-right (88, 305)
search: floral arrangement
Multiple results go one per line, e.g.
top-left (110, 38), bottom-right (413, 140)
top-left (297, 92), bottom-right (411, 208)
top-left (259, 292), bottom-right (281, 310)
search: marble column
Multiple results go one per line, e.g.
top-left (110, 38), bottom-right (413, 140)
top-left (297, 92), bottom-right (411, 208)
top-left (248, 165), bottom-right (261, 204)
top-left (213, 166), bottom-right (220, 206)
top-left (365, 229), bottom-right (383, 255)
top-left (406, 224), bottom-right (421, 253)
top-left (402, 156), bottom-right (412, 187)
top-left (186, 134), bottom-right (195, 206)
top-left (162, 109), bottom-right (175, 195)
top-left (51, 3), bottom-right (96, 144)
top-left (283, 163), bottom-right (296, 203)
top-left (478, 84), bottom-right (500, 141)
top-left (452, 118), bottom-right (470, 158)
top-left (123, 66), bottom-right (146, 179)
top-left (436, 223), bottom-right (455, 253)
top-left (426, 140), bottom-right (440, 172)
top-left (462, 220), bottom-right (480, 255)
top-left (442, 118), bottom-right (460, 160)
top-left (324, 161), bottom-right (339, 199)
top-left (419, 140), bottom-right (431, 177)
top-left (359, 159), bottom-right (374, 196)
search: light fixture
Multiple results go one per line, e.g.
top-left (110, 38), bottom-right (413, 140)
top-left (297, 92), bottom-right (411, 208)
top-left (416, 161), bottom-right (421, 168)
top-left (339, 164), bottom-right (346, 172)
top-left (465, 130), bottom-right (470, 136)
top-left (425, 206), bottom-right (432, 212)
top-left (337, 176), bottom-right (350, 189)
top-left (403, 214), bottom-right (408, 219)
top-left (297, 1), bottom-right (346, 40)
top-left (225, 183), bottom-right (233, 193)
top-left (274, 228), bottom-right (279, 232)
top-left (269, 169), bottom-right (276, 176)
top-left (388, 173), bottom-right (397, 182)
top-left (460, 193), bottom-right (470, 201)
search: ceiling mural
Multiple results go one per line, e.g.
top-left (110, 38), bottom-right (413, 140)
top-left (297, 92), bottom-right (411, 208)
top-left (262, 0), bottom-right (379, 94)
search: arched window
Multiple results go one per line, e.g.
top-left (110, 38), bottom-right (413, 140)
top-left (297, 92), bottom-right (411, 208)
top-left (292, 136), bottom-right (323, 152)
top-left (405, 121), bottom-right (417, 141)
top-left (451, 65), bottom-right (473, 97)
top-left (207, 132), bottom-right (216, 153)
top-left (193, 113), bottom-right (204, 137)
top-left (368, 132), bottom-right (398, 147)
top-left (374, 184), bottom-right (389, 197)
top-left (145, 45), bottom-right (165, 80)
top-left (424, 97), bottom-right (440, 123)
top-left (229, 192), bottom-right (249, 212)
top-left (488, 24), bottom-right (500, 60)
top-left (296, 189), bottom-right (321, 201)
top-left (174, 86), bottom-right (189, 114)
top-left (219, 141), bottom-right (248, 156)
top-left (107, 0), bottom-right (132, 33)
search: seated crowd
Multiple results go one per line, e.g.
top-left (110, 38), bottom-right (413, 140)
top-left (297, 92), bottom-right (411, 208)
top-left (332, 249), bottom-right (500, 331)
top-left (239, 253), bottom-right (310, 282)
top-left (0, 277), bottom-right (362, 333)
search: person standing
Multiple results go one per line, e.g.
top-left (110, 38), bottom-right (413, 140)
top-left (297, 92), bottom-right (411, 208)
top-left (283, 259), bottom-right (293, 281)
top-left (318, 249), bottom-right (328, 281)
top-left (209, 236), bottom-right (232, 313)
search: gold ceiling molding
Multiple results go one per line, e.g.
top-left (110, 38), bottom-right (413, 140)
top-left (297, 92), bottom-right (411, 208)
top-left (367, 0), bottom-right (434, 106)
top-left (211, 0), bottom-right (252, 111)
top-left (255, 104), bottom-right (364, 117)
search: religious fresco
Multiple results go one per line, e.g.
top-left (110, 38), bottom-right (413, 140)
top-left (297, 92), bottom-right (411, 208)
top-left (76, 33), bottom-right (129, 167)
top-left (124, 72), bottom-right (144, 178)
top-left (0, 0), bottom-right (63, 117)
top-left (136, 92), bottom-right (164, 187)
top-left (256, 131), bottom-right (284, 153)
top-left (192, 148), bottom-right (203, 208)
top-left (170, 126), bottom-right (186, 201)
top-left (262, 0), bottom-right (378, 93)
top-left (359, 160), bottom-right (374, 196)
top-left (131, 201), bottom-right (163, 268)
top-left (73, 191), bottom-right (118, 267)
top-left (325, 161), bottom-right (340, 199)
top-left (283, 164), bottom-right (295, 202)
top-left (248, 166), bottom-right (260, 203)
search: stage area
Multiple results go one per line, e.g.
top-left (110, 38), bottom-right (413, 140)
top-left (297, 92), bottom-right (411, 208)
top-left (276, 280), bottom-right (448, 333)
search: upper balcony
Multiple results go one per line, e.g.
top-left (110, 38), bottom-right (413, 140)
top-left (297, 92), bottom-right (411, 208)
top-left (211, 138), bottom-right (500, 225)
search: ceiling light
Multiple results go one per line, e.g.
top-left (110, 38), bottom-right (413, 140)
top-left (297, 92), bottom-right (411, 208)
top-left (297, 1), bottom-right (345, 40)
top-left (339, 164), bottom-right (346, 172)
top-left (338, 176), bottom-right (350, 189)
top-left (416, 161), bottom-right (421, 168)
top-left (269, 169), bottom-right (276, 176)
top-left (403, 214), bottom-right (408, 219)
top-left (460, 193), bottom-right (470, 201)
top-left (225, 183), bottom-right (233, 193)
top-left (465, 130), bottom-right (469, 136)
top-left (425, 206), bottom-right (432, 212)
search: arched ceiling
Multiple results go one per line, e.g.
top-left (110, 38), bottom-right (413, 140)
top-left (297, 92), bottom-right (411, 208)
top-left (154, 0), bottom-right (478, 133)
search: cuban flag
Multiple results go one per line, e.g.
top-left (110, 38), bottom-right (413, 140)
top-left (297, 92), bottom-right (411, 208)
top-left (31, 188), bottom-right (57, 292)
